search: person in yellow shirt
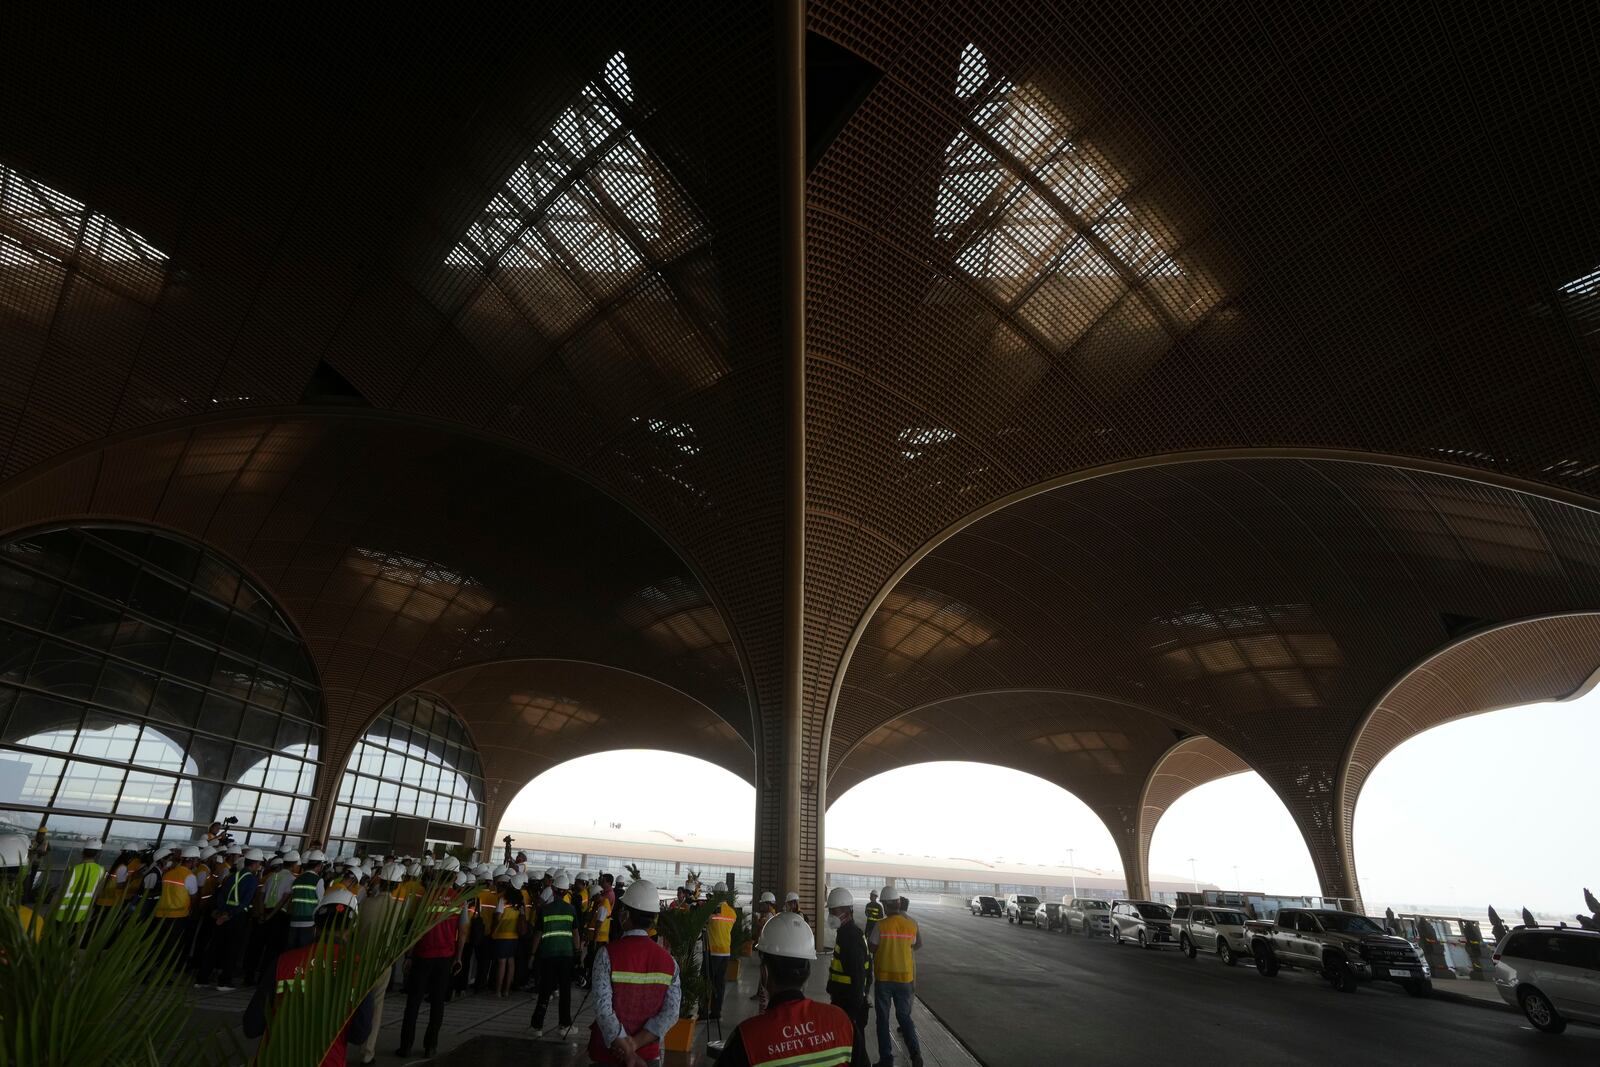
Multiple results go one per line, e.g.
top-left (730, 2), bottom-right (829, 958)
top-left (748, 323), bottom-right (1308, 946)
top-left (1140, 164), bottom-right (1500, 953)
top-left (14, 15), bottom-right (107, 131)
top-left (705, 894), bottom-right (737, 1020)
top-left (488, 884), bottom-right (525, 997)
top-left (0, 834), bottom-right (42, 944)
top-left (868, 888), bottom-right (922, 1067)
top-left (391, 863), bottom-right (424, 902)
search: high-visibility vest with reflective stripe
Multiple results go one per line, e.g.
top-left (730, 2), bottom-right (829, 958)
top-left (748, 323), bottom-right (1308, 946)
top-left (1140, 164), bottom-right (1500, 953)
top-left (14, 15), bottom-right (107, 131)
top-left (537, 900), bottom-right (577, 958)
top-left (154, 865), bottom-right (193, 918)
top-left (873, 914), bottom-right (917, 983)
top-left (588, 936), bottom-right (675, 1064)
top-left (863, 901), bottom-right (884, 925)
top-left (57, 860), bottom-right (105, 922)
top-left (287, 872), bottom-right (321, 923)
top-left (95, 865), bottom-right (124, 907)
top-left (120, 858), bottom-right (144, 902)
top-left (707, 902), bottom-right (735, 956)
top-left (737, 996), bottom-right (854, 1066)
top-left (591, 898), bottom-right (612, 944)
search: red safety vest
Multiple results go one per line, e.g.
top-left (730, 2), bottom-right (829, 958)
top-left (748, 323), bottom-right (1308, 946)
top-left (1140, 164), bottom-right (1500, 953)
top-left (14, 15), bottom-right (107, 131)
top-left (737, 996), bottom-right (854, 1066)
top-left (588, 935), bottom-right (676, 1064)
top-left (269, 944), bottom-right (351, 1067)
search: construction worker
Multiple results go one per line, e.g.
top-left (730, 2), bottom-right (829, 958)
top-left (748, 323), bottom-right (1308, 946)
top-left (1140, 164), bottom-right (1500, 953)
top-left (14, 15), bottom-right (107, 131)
top-left (705, 891), bottom-right (737, 1020)
top-left (868, 888), bottom-right (922, 1067)
top-left (589, 879), bottom-right (680, 1066)
top-left (55, 837), bottom-right (106, 929)
top-left (785, 890), bottom-right (802, 916)
top-left (825, 887), bottom-right (870, 1067)
top-left (395, 865), bottom-right (468, 1059)
top-left (243, 888), bottom-right (376, 1067)
top-left (255, 850), bottom-right (297, 978)
top-left (863, 889), bottom-right (883, 939)
top-left (750, 891), bottom-right (778, 1007)
top-left (716, 911), bottom-right (854, 1067)
top-left (93, 844), bottom-right (135, 931)
top-left (488, 881), bottom-right (526, 997)
top-left (200, 847), bottom-right (263, 990)
top-left (189, 846), bottom-right (221, 974)
top-left (355, 863), bottom-right (400, 1066)
top-left (1, 833), bottom-right (43, 941)
top-left (154, 845), bottom-right (200, 966)
top-left (285, 849), bottom-right (327, 949)
top-left (530, 871), bottom-right (583, 1035)
top-left (391, 862), bottom-right (424, 903)
top-left (584, 872), bottom-right (615, 986)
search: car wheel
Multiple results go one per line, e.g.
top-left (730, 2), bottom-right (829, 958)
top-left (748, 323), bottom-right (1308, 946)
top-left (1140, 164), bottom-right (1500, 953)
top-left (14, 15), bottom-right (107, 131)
top-left (1114, 926), bottom-right (1123, 945)
top-left (1254, 945), bottom-right (1278, 976)
top-left (1218, 939), bottom-right (1236, 967)
top-left (1137, 929), bottom-right (1150, 950)
top-left (1007, 914), bottom-right (1014, 924)
top-left (1403, 978), bottom-right (1430, 998)
top-left (1519, 987), bottom-right (1566, 1033)
top-left (1181, 934), bottom-right (1196, 959)
top-left (1328, 961), bottom-right (1358, 993)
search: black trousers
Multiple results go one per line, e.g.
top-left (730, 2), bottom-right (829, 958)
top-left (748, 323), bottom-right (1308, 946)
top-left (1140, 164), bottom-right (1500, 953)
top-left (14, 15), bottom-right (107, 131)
top-left (400, 956), bottom-right (452, 1053)
top-left (531, 956), bottom-right (575, 1027)
top-left (189, 909), bottom-right (214, 973)
top-left (830, 989), bottom-right (871, 1067)
top-left (205, 914), bottom-right (249, 985)
top-left (706, 954), bottom-right (730, 1018)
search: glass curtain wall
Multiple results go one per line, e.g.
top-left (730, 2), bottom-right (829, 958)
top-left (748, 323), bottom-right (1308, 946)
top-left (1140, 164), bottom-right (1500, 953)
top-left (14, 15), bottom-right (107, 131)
top-left (329, 692), bottom-right (484, 857)
top-left (0, 526), bottom-right (324, 862)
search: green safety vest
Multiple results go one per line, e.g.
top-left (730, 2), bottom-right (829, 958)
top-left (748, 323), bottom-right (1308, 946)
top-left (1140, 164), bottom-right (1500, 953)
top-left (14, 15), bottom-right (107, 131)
top-left (288, 872), bottom-right (321, 923)
top-left (537, 901), bottom-right (577, 958)
top-left (56, 861), bottom-right (105, 923)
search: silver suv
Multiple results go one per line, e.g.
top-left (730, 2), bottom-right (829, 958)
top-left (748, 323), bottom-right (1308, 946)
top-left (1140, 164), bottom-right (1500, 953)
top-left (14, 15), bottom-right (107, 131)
top-left (1174, 904), bottom-right (1253, 966)
top-left (1063, 897), bottom-right (1112, 935)
top-left (1110, 900), bottom-right (1176, 949)
top-left (1492, 927), bottom-right (1600, 1033)
top-left (1005, 893), bottom-right (1042, 926)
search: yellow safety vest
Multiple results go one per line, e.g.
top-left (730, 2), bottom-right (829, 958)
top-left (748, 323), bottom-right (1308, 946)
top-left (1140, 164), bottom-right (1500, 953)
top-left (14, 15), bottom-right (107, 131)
top-left (391, 878), bottom-right (422, 902)
top-left (57, 861), bottom-right (105, 922)
top-left (120, 858), bottom-right (144, 902)
top-left (874, 914), bottom-right (917, 983)
top-left (707, 903), bottom-right (735, 956)
top-left (154, 865), bottom-right (193, 918)
top-left (593, 899), bottom-right (611, 944)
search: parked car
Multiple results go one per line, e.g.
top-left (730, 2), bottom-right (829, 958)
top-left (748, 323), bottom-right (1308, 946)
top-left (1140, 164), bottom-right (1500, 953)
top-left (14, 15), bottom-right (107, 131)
top-left (1110, 900), bottom-right (1176, 949)
top-left (1005, 893), bottom-right (1042, 925)
top-left (1248, 908), bottom-right (1430, 995)
top-left (1491, 926), bottom-right (1600, 1033)
top-left (970, 894), bottom-right (1002, 917)
top-left (1035, 900), bottom-right (1063, 931)
top-left (1062, 897), bottom-right (1112, 936)
top-left (1173, 904), bottom-right (1253, 966)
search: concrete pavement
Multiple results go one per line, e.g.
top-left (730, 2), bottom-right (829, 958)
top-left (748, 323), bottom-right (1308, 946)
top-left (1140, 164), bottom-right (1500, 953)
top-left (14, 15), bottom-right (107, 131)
top-left (905, 899), bottom-right (1599, 1065)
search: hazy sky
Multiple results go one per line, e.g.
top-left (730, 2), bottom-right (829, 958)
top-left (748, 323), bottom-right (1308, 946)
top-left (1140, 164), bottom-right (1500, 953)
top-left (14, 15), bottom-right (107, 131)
top-left (502, 690), bottom-right (1599, 915)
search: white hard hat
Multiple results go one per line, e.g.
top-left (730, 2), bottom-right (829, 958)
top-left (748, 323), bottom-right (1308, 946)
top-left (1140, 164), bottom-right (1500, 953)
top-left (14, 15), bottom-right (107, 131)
top-left (543, 868), bottom-right (554, 878)
top-left (554, 872), bottom-right (571, 890)
top-left (82, 837), bottom-right (104, 851)
top-left (304, 849), bottom-right (326, 863)
top-left (881, 886), bottom-right (896, 902)
top-left (317, 888), bottom-right (360, 917)
top-left (826, 887), bottom-right (854, 909)
top-left (200, 847), bottom-right (216, 861)
top-left (539, 886), bottom-right (554, 904)
top-left (439, 855), bottom-right (461, 873)
top-left (243, 848), bottom-right (265, 862)
top-left (282, 849), bottom-right (302, 863)
top-left (422, 854), bottom-right (434, 866)
top-left (0, 833), bottom-right (30, 868)
top-left (757, 911), bottom-right (817, 960)
top-left (785, 891), bottom-right (800, 903)
top-left (492, 864), bottom-right (509, 880)
top-left (759, 891), bottom-right (776, 904)
top-left (620, 879), bottom-right (660, 912)
top-left (558, 868), bottom-right (571, 880)
top-left (578, 871), bottom-right (591, 881)
top-left (181, 845), bottom-right (201, 859)
top-left (376, 862), bottom-right (399, 881)
top-left (475, 864), bottom-right (491, 879)
top-left (454, 871), bottom-right (471, 888)
top-left (406, 862), bottom-right (421, 877)
top-left (511, 873), bottom-right (527, 890)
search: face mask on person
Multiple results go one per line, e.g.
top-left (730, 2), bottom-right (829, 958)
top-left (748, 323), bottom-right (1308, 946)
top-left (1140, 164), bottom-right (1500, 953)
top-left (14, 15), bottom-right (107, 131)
top-left (826, 914), bottom-right (841, 930)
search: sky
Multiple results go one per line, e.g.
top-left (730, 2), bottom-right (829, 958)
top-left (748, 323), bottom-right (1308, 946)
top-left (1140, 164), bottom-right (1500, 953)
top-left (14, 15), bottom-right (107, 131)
top-left (501, 691), bottom-right (1599, 916)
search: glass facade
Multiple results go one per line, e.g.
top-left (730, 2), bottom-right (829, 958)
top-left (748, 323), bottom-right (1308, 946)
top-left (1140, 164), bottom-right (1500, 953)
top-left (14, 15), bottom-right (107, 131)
top-left (329, 692), bottom-right (484, 856)
top-left (0, 526), bottom-right (323, 862)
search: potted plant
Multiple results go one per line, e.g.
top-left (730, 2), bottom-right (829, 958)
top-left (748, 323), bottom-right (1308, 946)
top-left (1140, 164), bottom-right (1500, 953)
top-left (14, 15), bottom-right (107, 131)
top-left (652, 891), bottom-right (722, 1053)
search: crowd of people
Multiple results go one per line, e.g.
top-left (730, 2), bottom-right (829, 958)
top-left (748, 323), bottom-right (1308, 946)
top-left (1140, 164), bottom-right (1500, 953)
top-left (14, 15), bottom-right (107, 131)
top-left (3, 822), bottom-right (927, 1067)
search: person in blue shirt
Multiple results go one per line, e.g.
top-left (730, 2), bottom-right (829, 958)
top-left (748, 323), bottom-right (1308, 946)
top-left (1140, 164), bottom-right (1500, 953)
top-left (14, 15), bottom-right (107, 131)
top-left (199, 847), bottom-right (264, 991)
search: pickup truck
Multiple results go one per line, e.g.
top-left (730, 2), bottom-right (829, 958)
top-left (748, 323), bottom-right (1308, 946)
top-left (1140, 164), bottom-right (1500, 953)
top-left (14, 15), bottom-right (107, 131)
top-left (1248, 908), bottom-right (1431, 995)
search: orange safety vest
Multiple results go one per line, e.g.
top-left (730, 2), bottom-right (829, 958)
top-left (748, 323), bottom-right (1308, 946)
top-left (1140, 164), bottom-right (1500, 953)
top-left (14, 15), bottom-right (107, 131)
top-left (154, 865), bottom-right (193, 918)
top-left (736, 996), bottom-right (854, 1066)
top-left (873, 913), bottom-right (917, 983)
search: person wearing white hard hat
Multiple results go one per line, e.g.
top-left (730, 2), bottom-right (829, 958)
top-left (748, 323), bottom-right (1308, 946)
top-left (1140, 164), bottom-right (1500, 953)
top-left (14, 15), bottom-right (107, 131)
top-left (869, 887), bottom-right (922, 1067)
top-left (717, 912), bottom-right (855, 1067)
top-left (199, 847), bottom-right (264, 990)
top-left (784, 889), bottom-right (803, 917)
top-left (486, 878), bottom-right (527, 997)
top-left (150, 844), bottom-right (201, 968)
top-left (245, 888), bottom-right (378, 1061)
top-left (824, 887), bottom-right (870, 1066)
top-left (253, 849), bottom-right (299, 979)
top-left (284, 849), bottom-right (327, 949)
top-left (748, 891), bottom-right (779, 1006)
top-left (581, 872), bottom-right (617, 990)
top-left (588, 879), bottom-right (680, 1066)
top-left (55, 837), bottom-right (107, 931)
top-left (0, 832), bottom-right (43, 941)
top-left (704, 888), bottom-right (738, 1021)
top-left (530, 870), bottom-right (583, 1034)
top-left (353, 862), bottom-right (401, 1065)
top-left (396, 862), bottom-right (470, 1058)
top-left (189, 846), bottom-right (226, 977)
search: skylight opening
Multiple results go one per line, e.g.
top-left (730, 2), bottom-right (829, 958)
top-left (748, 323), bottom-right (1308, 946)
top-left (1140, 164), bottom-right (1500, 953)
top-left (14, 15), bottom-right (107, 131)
top-left (934, 45), bottom-right (1214, 341)
top-left (898, 426), bottom-right (957, 460)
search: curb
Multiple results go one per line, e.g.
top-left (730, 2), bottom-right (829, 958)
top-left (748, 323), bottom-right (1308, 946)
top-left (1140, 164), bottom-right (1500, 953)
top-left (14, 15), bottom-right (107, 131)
top-left (1426, 984), bottom-right (1512, 1013)
top-left (914, 993), bottom-right (989, 1067)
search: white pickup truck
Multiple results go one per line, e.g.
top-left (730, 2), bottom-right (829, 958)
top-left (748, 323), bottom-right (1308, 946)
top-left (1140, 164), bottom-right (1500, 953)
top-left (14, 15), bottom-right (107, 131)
top-left (1248, 908), bottom-right (1431, 995)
